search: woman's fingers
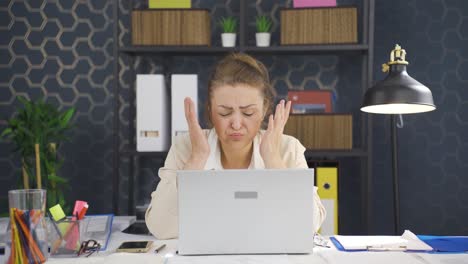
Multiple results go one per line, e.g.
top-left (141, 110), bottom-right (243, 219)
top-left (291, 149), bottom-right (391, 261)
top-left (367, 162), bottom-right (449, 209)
top-left (184, 97), bottom-right (198, 129)
top-left (267, 114), bottom-right (274, 132)
top-left (184, 97), bottom-right (192, 123)
top-left (273, 100), bottom-right (290, 128)
top-left (284, 100), bottom-right (291, 124)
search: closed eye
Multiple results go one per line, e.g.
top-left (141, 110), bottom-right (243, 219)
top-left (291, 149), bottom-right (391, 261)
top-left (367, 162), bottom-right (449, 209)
top-left (243, 113), bottom-right (254, 117)
top-left (219, 112), bottom-right (231, 117)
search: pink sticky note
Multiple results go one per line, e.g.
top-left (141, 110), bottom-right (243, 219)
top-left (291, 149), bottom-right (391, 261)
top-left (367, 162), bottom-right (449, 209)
top-left (293, 0), bottom-right (337, 8)
top-left (73, 200), bottom-right (88, 219)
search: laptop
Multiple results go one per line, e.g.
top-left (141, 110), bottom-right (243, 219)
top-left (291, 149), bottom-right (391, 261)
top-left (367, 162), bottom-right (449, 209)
top-left (177, 169), bottom-right (315, 255)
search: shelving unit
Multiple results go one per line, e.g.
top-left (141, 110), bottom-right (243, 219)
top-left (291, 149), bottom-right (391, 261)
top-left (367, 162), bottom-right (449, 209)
top-left (113, 0), bottom-right (374, 234)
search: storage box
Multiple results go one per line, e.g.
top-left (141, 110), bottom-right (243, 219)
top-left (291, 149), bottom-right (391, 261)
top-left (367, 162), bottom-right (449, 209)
top-left (284, 114), bottom-right (352, 149)
top-left (280, 7), bottom-right (357, 45)
top-left (288, 90), bottom-right (334, 113)
top-left (293, 0), bottom-right (336, 8)
top-left (149, 0), bottom-right (191, 8)
top-left (132, 9), bottom-right (210, 46)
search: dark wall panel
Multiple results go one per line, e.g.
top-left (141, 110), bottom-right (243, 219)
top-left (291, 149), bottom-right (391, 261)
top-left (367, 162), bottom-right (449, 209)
top-left (372, 0), bottom-right (468, 235)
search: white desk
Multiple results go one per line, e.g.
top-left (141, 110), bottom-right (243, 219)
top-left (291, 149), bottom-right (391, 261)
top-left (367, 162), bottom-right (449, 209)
top-left (1, 217), bottom-right (467, 264)
top-left (45, 235), bottom-right (468, 264)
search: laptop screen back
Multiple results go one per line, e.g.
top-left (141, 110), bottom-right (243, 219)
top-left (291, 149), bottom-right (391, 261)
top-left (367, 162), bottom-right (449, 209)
top-left (177, 169), bottom-right (315, 255)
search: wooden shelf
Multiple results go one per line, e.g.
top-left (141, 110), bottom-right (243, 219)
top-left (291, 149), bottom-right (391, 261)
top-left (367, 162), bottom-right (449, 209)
top-left (119, 46), bottom-right (240, 55)
top-left (120, 149), bottom-right (367, 158)
top-left (119, 44), bottom-right (369, 55)
top-left (244, 44), bottom-right (369, 54)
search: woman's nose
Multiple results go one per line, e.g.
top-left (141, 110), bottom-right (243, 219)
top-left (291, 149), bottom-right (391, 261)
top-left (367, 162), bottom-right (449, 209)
top-left (231, 115), bottom-right (242, 130)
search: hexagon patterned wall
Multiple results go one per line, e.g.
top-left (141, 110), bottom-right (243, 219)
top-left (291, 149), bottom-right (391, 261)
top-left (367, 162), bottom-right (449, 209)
top-left (0, 0), bottom-right (115, 214)
top-left (1, 0), bottom-right (467, 235)
top-left (372, 0), bottom-right (468, 235)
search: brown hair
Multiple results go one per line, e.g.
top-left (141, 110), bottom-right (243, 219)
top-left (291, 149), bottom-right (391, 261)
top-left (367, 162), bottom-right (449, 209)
top-left (205, 53), bottom-right (276, 127)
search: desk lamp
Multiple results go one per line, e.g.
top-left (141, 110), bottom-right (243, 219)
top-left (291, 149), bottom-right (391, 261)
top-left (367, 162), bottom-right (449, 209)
top-left (361, 44), bottom-right (436, 235)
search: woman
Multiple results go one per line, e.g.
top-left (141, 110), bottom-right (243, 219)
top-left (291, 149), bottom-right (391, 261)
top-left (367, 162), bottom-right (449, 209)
top-left (145, 53), bottom-right (326, 239)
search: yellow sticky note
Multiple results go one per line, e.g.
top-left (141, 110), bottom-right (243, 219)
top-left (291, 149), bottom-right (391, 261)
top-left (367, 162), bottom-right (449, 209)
top-left (49, 204), bottom-right (66, 221)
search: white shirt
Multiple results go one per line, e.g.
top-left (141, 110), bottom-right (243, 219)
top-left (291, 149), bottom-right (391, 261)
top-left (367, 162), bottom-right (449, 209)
top-left (145, 129), bottom-right (326, 239)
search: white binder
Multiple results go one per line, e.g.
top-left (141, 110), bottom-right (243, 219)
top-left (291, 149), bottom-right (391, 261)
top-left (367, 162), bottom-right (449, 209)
top-left (171, 74), bottom-right (198, 141)
top-left (136, 74), bottom-right (169, 152)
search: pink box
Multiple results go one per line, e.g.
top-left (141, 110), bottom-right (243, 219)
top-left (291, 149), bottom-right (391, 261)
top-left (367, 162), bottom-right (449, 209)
top-left (293, 0), bottom-right (337, 8)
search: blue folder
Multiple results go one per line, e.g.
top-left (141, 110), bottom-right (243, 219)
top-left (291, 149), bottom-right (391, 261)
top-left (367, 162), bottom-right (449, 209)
top-left (330, 236), bottom-right (468, 253)
top-left (417, 235), bottom-right (468, 254)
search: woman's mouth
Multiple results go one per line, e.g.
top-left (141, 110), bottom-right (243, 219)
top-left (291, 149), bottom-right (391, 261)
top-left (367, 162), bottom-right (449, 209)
top-left (229, 133), bottom-right (243, 140)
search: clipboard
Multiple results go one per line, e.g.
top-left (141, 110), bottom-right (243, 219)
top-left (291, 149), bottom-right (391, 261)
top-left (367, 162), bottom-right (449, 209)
top-left (330, 231), bottom-right (433, 252)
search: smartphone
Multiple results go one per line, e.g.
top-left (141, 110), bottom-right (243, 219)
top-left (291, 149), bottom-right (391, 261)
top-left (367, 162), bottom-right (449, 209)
top-left (116, 241), bottom-right (154, 253)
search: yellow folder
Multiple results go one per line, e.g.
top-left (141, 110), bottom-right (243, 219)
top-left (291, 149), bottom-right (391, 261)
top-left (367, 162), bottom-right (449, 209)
top-left (317, 167), bottom-right (338, 235)
top-left (149, 0), bottom-right (191, 8)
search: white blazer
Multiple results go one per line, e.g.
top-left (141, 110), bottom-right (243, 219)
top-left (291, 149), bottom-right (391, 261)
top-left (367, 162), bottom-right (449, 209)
top-left (145, 129), bottom-right (327, 239)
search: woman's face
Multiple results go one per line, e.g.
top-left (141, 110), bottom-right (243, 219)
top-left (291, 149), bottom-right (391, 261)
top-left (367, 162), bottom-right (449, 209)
top-left (210, 84), bottom-right (265, 151)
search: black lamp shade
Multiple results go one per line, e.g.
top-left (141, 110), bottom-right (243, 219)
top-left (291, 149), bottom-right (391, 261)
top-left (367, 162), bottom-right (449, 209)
top-left (361, 64), bottom-right (436, 114)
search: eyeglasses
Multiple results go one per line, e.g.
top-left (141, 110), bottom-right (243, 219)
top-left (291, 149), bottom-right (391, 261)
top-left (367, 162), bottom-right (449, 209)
top-left (77, 239), bottom-right (101, 257)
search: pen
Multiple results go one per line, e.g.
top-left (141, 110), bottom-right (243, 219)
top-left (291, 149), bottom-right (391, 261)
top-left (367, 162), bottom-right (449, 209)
top-left (154, 244), bottom-right (166, 253)
top-left (47, 211), bottom-right (63, 239)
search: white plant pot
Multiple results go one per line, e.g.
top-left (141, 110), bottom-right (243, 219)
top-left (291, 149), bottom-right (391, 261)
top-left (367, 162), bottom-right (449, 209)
top-left (256, 32), bottom-right (271, 47)
top-left (221, 33), bottom-right (236, 47)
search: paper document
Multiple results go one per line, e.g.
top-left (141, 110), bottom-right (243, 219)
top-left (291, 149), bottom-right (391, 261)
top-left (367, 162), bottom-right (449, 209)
top-left (333, 230), bottom-right (433, 251)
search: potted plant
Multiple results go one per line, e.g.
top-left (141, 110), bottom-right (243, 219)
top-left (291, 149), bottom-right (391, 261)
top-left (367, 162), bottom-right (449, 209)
top-left (219, 16), bottom-right (237, 47)
top-left (1, 96), bottom-right (75, 211)
top-left (255, 15), bottom-right (272, 47)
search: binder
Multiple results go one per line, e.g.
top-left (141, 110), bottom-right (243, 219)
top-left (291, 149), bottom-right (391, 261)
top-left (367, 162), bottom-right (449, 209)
top-left (316, 165), bottom-right (338, 235)
top-left (136, 74), bottom-right (169, 152)
top-left (171, 74), bottom-right (198, 141)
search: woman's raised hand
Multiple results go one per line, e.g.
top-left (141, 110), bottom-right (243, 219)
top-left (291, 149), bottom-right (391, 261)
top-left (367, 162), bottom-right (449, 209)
top-left (183, 97), bottom-right (210, 169)
top-left (259, 100), bottom-right (291, 169)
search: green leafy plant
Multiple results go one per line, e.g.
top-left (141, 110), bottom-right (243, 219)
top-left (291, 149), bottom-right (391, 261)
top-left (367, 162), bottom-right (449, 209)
top-left (256, 15), bottom-right (272, 33)
top-left (1, 96), bottom-right (75, 211)
top-left (219, 16), bottom-right (238, 33)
